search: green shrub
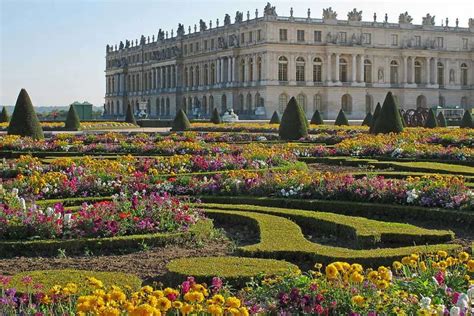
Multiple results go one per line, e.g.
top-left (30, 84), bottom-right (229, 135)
top-left (269, 111), bottom-right (281, 124)
top-left (210, 108), bottom-right (222, 124)
top-left (373, 92), bottom-right (404, 134)
top-left (334, 109), bottom-right (349, 126)
top-left (172, 109), bottom-right (191, 131)
top-left (0, 106), bottom-right (9, 123)
top-left (369, 103), bottom-right (382, 133)
top-left (65, 104), bottom-right (81, 131)
top-left (361, 112), bottom-right (373, 127)
top-left (460, 110), bottom-right (473, 128)
top-left (278, 97), bottom-right (308, 140)
top-left (437, 111), bottom-right (447, 127)
top-left (424, 108), bottom-right (438, 128)
top-left (125, 103), bottom-right (137, 125)
top-left (310, 110), bottom-right (324, 125)
top-left (399, 110), bottom-right (407, 127)
top-left (7, 89), bottom-right (44, 139)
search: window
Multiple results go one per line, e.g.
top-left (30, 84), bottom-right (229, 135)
top-left (240, 59), bottom-right (245, 82)
top-left (279, 29), bottom-right (288, 41)
top-left (278, 56), bottom-right (288, 81)
top-left (204, 64), bottom-right (209, 85)
top-left (241, 33), bottom-right (245, 44)
top-left (210, 64), bottom-right (216, 84)
top-left (202, 96), bottom-right (207, 115)
top-left (415, 36), bottom-right (421, 47)
top-left (313, 94), bottom-right (322, 111)
top-left (297, 30), bottom-right (305, 42)
top-left (363, 33), bottom-right (371, 44)
top-left (195, 66), bottom-right (200, 86)
top-left (339, 32), bottom-right (347, 43)
top-left (341, 94), bottom-right (352, 114)
top-left (437, 62), bottom-right (444, 85)
top-left (296, 57), bottom-right (305, 82)
top-left (461, 63), bottom-right (468, 86)
top-left (314, 31), bottom-right (322, 42)
top-left (339, 58), bottom-right (348, 82)
top-left (439, 96), bottom-right (445, 107)
top-left (238, 94), bottom-right (244, 113)
top-left (390, 60), bottom-right (399, 84)
top-left (190, 44), bottom-right (193, 53)
top-left (297, 94), bottom-right (307, 112)
top-left (436, 37), bottom-right (444, 48)
top-left (391, 34), bottom-right (398, 46)
top-left (211, 39), bottom-right (215, 49)
top-left (249, 58), bottom-right (254, 81)
top-left (313, 57), bottom-right (322, 82)
top-left (189, 66), bottom-right (194, 87)
top-left (257, 57), bottom-right (262, 81)
top-left (415, 61), bottom-right (422, 84)
top-left (246, 93), bottom-right (252, 112)
top-left (257, 30), bottom-right (262, 41)
top-left (248, 31), bottom-right (253, 43)
top-left (184, 44), bottom-right (187, 55)
top-left (204, 40), bottom-right (208, 50)
top-left (279, 94), bottom-right (288, 112)
top-left (463, 38), bottom-right (468, 50)
top-left (364, 59), bottom-right (372, 83)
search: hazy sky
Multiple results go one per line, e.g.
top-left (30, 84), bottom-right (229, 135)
top-left (1, 0), bottom-right (473, 107)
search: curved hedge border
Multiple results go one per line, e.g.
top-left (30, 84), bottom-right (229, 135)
top-left (165, 256), bottom-right (297, 287)
top-left (0, 220), bottom-right (213, 258)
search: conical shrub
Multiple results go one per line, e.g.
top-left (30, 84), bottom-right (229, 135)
top-left (460, 110), bottom-right (473, 128)
top-left (334, 109), bottom-right (349, 126)
top-left (278, 97), bottom-right (308, 140)
top-left (373, 92), bottom-right (404, 134)
top-left (424, 108), bottom-right (438, 128)
top-left (172, 109), bottom-right (191, 131)
top-left (125, 103), bottom-right (137, 125)
top-left (361, 112), bottom-right (373, 126)
top-left (210, 108), bottom-right (222, 124)
top-left (7, 89), bottom-right (44, 139)
top-left (65, 104), bottom-right (81, 131)
top-left (399, 110), bottom-right (407, 127)
top-left (369, 103), bottom-right (382, 133)
top-left (269, 111), bottom-right (280, 124)
top-left (437, 111), bottom-right (447, 127)
top-left (0, 106), bottom-right (9, 123)
top-left (310, 110), bottom-right (324, 125)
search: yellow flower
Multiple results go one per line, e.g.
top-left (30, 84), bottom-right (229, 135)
top-left (325, 264), bottom-right (339, 279)
top-left (180, 303), bottom-right (194, 315)
top-left (351, 295), bottom-right (366, 307)
top-left (392, 261), bottom-right (403, 270)
top-left (376, 280), bottom-right (389, 290)
top-left (99, 306), bottom-right (121, 316)
top-left (212, 294), bottom-right (225, 305)
top-left (172, 301), bottom-right (183, 309)
top-left (419, 261), bottom-right (427, 272)
top-left (141, 285), bottom-right (154, 294)
top-left (130, 304), bottom-right (161, 316)
top-left (156, 298), bottom-right (171, 311)
top-left (350, 272), bottom-right (364, 283)
top-left (368, 271), bottom-right (379, 283)
top-left (110, 290), bottom-right (126, 302)
top-left (458, 251), bottom-right (470, 262)
top-left (225, 296), bottom-right (241, 309)
top-left (87, 277), bottom-right (104, 289)
top-left (467, 260), bottom-right (474, 272)
top-left (207, 304), bottom-right (223, 315)
top-left (437, 250), bottom-right (448, 258)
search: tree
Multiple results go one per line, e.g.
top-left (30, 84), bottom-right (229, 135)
top-left (0, 106), bottom-right (9, 123)
top-left (369, 102), bottom-right (382, 134)
top-left (437, 111), bottom-right (447, 127)
top-left (361, 112), bottom-right (373, 127)
top-left (373, 92), bottom-right (404, 134)
top-left (210, 108), bottom-right (222, 124)
top-left (269, 111), bottom-right (280, 124)
top-left (460, 110), bottom-right (473, 128)
top-left (172, 109), bottom-right (191, 131)
top-left (310, 110), bottom-right (324, 125)
top-left (424, 108), bottom-right (438, 128)
top-left (7, 89), bottom-right (44, 139)
top-left (334, 109), bottom-right (349, 126)
top-left (278, 97), bottom-right (308, 140)
top-left (125, 103), bottom-right (137, 125)
top-left (65, 104), bottom-right (81, 131)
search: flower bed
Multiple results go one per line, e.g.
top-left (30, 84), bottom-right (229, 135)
top-left (0, 121), bottom-right (138, 131)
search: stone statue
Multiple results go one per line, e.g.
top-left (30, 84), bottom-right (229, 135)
top-left (165, 31), bottom-right (168, 39)
top-left (351, 33), bottom-right (357, 44)
top-left (147, 36), bottom-right (150, 43)
top-left (177, 24), bottom-right (184, 37)
top-left (106, 44), bottom-right (110, 53)
top-left (188, 26), bottom-right (191, 34)
top-left (217, 36), bottom-right (227, 49)
top-left (171, 30), bottom-right (174, 37)
top-left (326, 32), bottom-right (332, 43)
top-left (235, 11), bottom-right (243, 23)
top-left (125, 40), bottom-right (130, 48)
top-left (323, 7), bottom-right (337, 19)
top-left (378, 68), bottom-right (384, 82)
top-left (290, 7), bottom-right (293, 17)
top-left (247, 10), bottom-right (250, 21)
top-left (456, 18), bottom-right (459, 27)
top-left (445, 17), bottom-right (449, 27)
top-left (399, 12), bottom-right (413, 24)
top-left (224, 14), bottom-right (231, 25)
top-left (119, 41), bottom-right (124, 49)
top-left (209, 20), bottom-right (212, 28)
top-left (422, 14), bottom-right (435, 26)
top-left (140, 35), bottom-right (146, 45)
top-left (385, 13), bottom-right (388, 23)
top-left (152, 35), bottom-right (155, 42)
top-left (199, 19), bottom-right (207, 31)
top-left (255, 9), bottom-right (258, 19)
top-left (216, 19), bottom-right (219, 27)
top-left (307, 8), bottom-right (311, 19)
top-left (229, 34), bottom-right (238, 47)
top-left (264, 2), bottom-right (277, 16)
top-left (194, 24), bottom-right (197, 33)
top-left (347, 8), bottom-right (362, 21)
top-left (373, 12), bottom-right (377, 22)
top-left (158, 29), bottom-right (165, 41)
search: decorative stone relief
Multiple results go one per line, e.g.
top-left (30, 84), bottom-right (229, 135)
top-left (422, 13), bottom-right (435, 26)
top-left (323, 7), bottom-right (337, 20)
top-left (347, 8), bottom-right (362, 21)
top-left (398, 12), bottom-right (413, 24)
top-left (264, 2), bottom-right (277, 16)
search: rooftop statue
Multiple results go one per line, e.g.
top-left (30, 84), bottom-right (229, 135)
top-left (422, 13), bottom-right (435, 26)
top-left (119, 41), bottom-right (124, 49)
top-left (399, 12), bottom-right (413, 24)
top-left (347, 8), bottom-right (362, 21)
top-left (263, 2), bottom-right (277, 16)
top-left (323, 7), bottom-right (337, 20)
top-left (125, 40), bottom-right (130, 48)
top-left (140, 35), bottom-right (146, 45)
top-left (235, 11), bottom-right (243, 23)
top-left (177, 24), bottom-right (185, 37)
top-left (224, 14), bottom-right (231, 25)
top-left (199, 19), bottom-right (207, 31)
top-left (158, 29), bottom-right (165, 41)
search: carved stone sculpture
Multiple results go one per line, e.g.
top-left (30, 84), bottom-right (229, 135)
top-left (235, 11), bottom-right (243, 23)
top-left (119, 41), bottom-right (124, 49)
top-left (263, 2), bottom-right (277, 16)
top-left (158, 29), bottom-right (165, 41)
top-left (378, 68), bottom-right (384, 82)
top-left (422, 13), bottom-right (435, 26)
top-left (199, 19), bottom-right (207, 31)
top-left (347, 8), bottom-right (362, 21)
top-left (323, 7), bottom-right (337, 19)
top-left (177, 24), bottom-right (184, 37)
top-left (224, 14), bottom-right (231, 25)
top-left (125, 40), bottom-right (130, 48)
top-left (140, 35), bottom-right (146, 45)
top-left (229, 34), bottom-right (238, 47)
top-left (399, 12), bottom-right (413, 24)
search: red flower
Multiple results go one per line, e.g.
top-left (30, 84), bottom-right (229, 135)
top-left (118, 212), bottom-right (129, 219)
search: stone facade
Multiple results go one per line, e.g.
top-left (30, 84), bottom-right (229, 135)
top-left (105, 4), bottom-right (474, 119)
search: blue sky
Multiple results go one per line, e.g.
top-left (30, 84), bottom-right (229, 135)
top-left (1, 0), bottom-right (473, 107)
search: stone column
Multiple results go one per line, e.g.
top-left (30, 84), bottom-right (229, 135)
top-left (351, 55), bottom-right (357, 83)
top-left (221, 58), bottom-right (225, 83)
top-left (426, 57), bottom-right (431, 84)
top-left (358, 55), bottom-right (364, 83)
top-left (327, 54), bottom-right (332, 82)
top-left (402, 56), bottom-right (408, 84)
top-left (232, 57), bottom-right (237, 82)
top-left (175, 65), bottom-right (178, 88)
top-left (335, 54), bottom-right (340, 82)
top-left (217, 58), bottom-right (221, 83)
top-left (253, 55), bottom-right (258, 82)
top-left (228, 57), bottom-right (232, 82)
top-left (160, 67), bottom-right (164, 89)
top-left (411, 57), bottom-right (416, 84)
top-left (433, 57), bottom-right (438, 85)
top-left (444, 59), bottom-right (449, 86)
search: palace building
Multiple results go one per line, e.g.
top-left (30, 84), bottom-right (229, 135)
top-left (104, 3), bottom-right (474, 120)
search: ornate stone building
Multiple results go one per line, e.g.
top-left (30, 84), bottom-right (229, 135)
top-left (104, 3), bottom-right (474, 119)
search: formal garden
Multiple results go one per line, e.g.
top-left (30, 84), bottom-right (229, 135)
top-left (0, 89), bottom-right (473, 315)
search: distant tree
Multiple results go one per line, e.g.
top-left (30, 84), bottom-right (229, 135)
top-left (437, 111), bottom-right (447, 127)
top-left (269, 111), bottom-right (281, 124)
top-left (210, 108), bottom-right (222, 124)
top-left (7, 89), bottom-right (44, 139)
top-left (372, 92), bottom-right (404, 134)
top-left (460, 110), bottom-right (473, 128)
top-left (369, 102), bottom-right (382, 133)
top-left (125, 103), bottom-right (137, 125)
top-left (361, 112), bottom-right (373, 127)
top-left (424, 108), bottom-right (438, 128)
top-left (310, 110), bottom-right (324, 125)
top-left (334, 109), bottom-right (349, 126)
top-left (172, 109), bottom-right (191, 131)
top-left (0, 106), bottom-right (9, 123)
top-left (278, 97), bottom-right (308, 140)
top-left (65, 105), bottom-right (81, 131)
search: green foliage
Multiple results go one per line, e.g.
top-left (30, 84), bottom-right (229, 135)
top-left (424, 108), bottom-right (438, 128)
top-left (369, 103), bottom-right (382, 133)
top-left (361, 112), bottom-right (373, 127)
top-left (278, 97), bottom-right (308, 140)
top-left (172, 109), bottom-right (191, 131)
top-left (310, 110), bottom-right (324, 125)
top-left (210, 108), bottom-right (222, 124)
top-left (7, 89), bottom-right (44, 139)
top-left (269, 111), bottom-right (281, 124)
top-left (437, 111), bottom-right (447, 127)
top-left (125, 103), bottom-right (137, 125)
top-left (460, 110), bottom-right (473, 128)
top-left (65, 105), bottom-right (81, 131)
top-left (373, 92), bottom-right (404, 134)
top-left (399, 110), bottom-right (407, 127)
top-left (334, 109), bottom-right (349, 126)
top-left (0, 106), bottom-right (9, 122)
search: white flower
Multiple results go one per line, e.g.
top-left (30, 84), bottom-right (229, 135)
top-left (456, 293), bottom-right (468, 309)
top-left (406, 189), bottom-right (419, 203)
top-left (63, 213), bottom-right (72, 225)
top-left (420, 296), bottom-right (431, 309)
top-left (19, 198), bottom-right (26, 210)
top-left (449, 306), bottom-right (460, 316)
top-left (12, 188), bottom-right (19, 196)
top-left (46, 207), bottom-right (54, 217)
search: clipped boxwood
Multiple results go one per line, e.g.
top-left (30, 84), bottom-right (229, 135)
top-left (7, 89), bottom-right (44, 139)
top-left (361, 112), bottom-right (373, 127)
top-left (369, 102), bottom-right (382, 133)
top-left (172, 109), bottom-right (191, 131)
top-left (373, 92), bottom-right (404, 134)
top-left (424, 108), bottom-right (438, 128)
top-left (125, 103), bottom-right (137, 125)
top-left (334, 109), bottom-right (349, 126)
top-left (165, 256), bottom-right (297, 286)
top-left (279, 97), bottom-right (308, 140)
top-left (437, 111), bottom-right (448, 127)
top-left (11, 270), bottom-right (142, 294)
top-left (269, 111), bottom-right (281, 124)
top-left (460, 110), bottom-right (473, 128)
top-left (210, 108), bottom-right (222, 124)
top-left (0, 106), bottom-right (9, 123)
top-left (65, 104), bottom-right (81, 131)
top-left (310, 110), bottom-right (324, 125)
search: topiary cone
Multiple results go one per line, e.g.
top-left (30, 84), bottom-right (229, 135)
top-left (310, 110), bottom-right (324, 125)
top-left (0, 106), bottom-right (9, 123)
top-left (210, 108), bottom-right (222, 124)
top-left (172, 109), bottom-right (191, 131)
top-left (399, 110), bottom-right (407, 127)
top-left (361, 112), bottom-right (373, 127)
top-left (269, 111), bottom-right (281, 124)
top-left (437, 111), bottom-right (447, 127)
top-left (65, 104), bottom-right (81, 131)
top-left (278, 97), bottom-right (308, 140)
top-left (7, 89), bottom-right (44, 139)
top-left (460, 110), bottom-right (473, 128)
top-left (125, 103), bottom-right (137, 125)
top-left (334, 109), bottom-right (349, 126)
top-left (373, 92), bottom-right (404, 134)
top-left (424, 108), bottom-right (438, 128)
top-left (369, 102), bottom-right (382, 133)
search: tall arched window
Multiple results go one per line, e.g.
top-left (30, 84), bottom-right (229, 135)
top-left (461, 96), bottom-right (469, 109)
top-left (238, 94), bottom-right (244, 113)
top-left (156, 99), bottom-right (160, 116)
top-left (249, 58), bottom-right (254, 81)
top-left (184, 67), bottom-right (188, 87)
top-left (247, 93), bottom-right (252, 112)
top-left (210, 64), bottom-right (216, 84)
top-left (202, 96), bottom-right (208, 115)
top-left (439, 96), bottom-right (445, 107)
top-left (278, 56), bottom-right (288, 81)
top-left (390, 60), bottom-right (399, 84)
top-left (127, 75), bottom-right (131, 92)
top-left (365, 94), bottom-right (373, 113)
top-left (209, 95), bottom-right (214, 112)
top-left (257, 57), bottom-right (262, 81)
top-left (132, 76), bottom-right (135, 92)
top-left (166, 98), bottom-right (170, 115)
top-left (296, 57), bottom-right (305, 82)
top-left (279, 93), bottom-right (288, 112)
top-left (240, 59), bottom-right (246, 82)
top-left (313, 57), bottom-right (322, 82)
top-left (195, 66), bottom-right (200, 86)
top-left (160, 98), bottom-right (165, 116)
top-left (190, 67), bottom-right (194, 87)
top-left (461, 63), bottom-right (468, 86)
top-left (221, 95), bottom-right (227, 112)
top-left (437, 62), bottom-right (444, 85)
top-left (415, 61), bottom-right (422, 84)
top-left (204, 64), bottom-right (209, 85)
top-left (313, 94), bottom-right (322, 111)
top-left (144, 72), bottom-right (148, 90)
top-left (416, 95), bottom-right (427, 108)
top-left (110, 101), bottom-right (114, 115)
top-left (364, 59), bottom-right (372, 83)
top-left (182, 97), bottom-right (187, 112)
top-left (297, 93), bottom-right (307, 112)
top-left (255, 93), bottom-right (263, 107)
top-left (188, 97), bottom-right (192, 114)
top-left (339, 58), bottom-right (348, 82)
top-left (341, 94), bottom-right (352, 113)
